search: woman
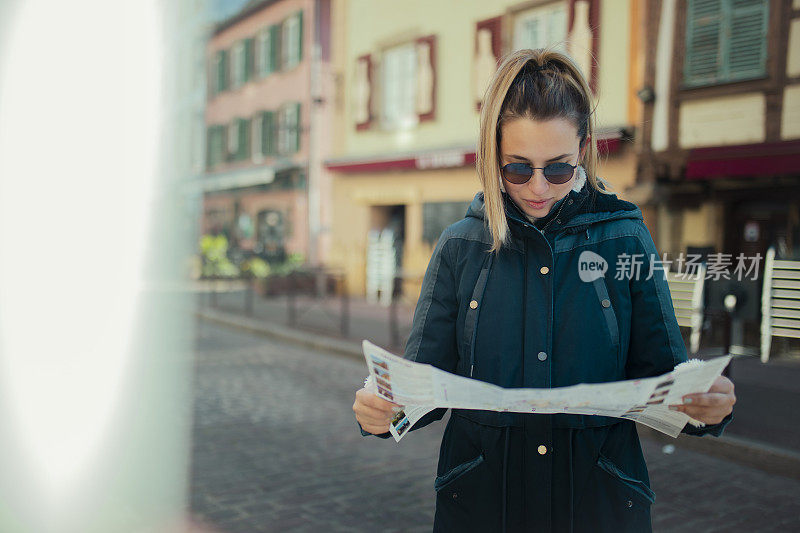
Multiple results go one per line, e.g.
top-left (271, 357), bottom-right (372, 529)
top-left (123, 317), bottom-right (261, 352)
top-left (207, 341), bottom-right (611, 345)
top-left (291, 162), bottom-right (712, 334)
top-left (352, 49), bottom-right (735, 533)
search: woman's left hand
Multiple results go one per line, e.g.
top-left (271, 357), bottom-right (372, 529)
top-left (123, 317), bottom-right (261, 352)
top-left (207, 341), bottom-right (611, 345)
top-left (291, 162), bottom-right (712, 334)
top-left (669, 375), bottom-right (736, 425)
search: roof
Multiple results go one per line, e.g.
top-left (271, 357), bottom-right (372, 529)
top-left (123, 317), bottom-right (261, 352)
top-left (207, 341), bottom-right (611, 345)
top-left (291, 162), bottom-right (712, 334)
top-left (213, 0), bottom-right (280, 36)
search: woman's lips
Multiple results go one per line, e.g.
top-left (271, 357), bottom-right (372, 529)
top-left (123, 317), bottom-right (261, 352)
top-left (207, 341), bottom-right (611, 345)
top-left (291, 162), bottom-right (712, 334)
top-left (525, 199), bottom-right (550, 209)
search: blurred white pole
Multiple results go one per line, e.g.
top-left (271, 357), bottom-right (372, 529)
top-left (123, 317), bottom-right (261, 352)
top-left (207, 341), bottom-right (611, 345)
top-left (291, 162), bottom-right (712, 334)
top-left (307, 0), bottom-right (323, 266)
top-left (0, 1), bottom-right (193, 532)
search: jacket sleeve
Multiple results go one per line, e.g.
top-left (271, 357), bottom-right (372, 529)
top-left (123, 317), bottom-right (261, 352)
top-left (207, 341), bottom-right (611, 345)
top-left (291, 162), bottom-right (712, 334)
top-left (360, 228), bottom-right (461, 438)
top-left (626, 221), bottom-right (733, 438)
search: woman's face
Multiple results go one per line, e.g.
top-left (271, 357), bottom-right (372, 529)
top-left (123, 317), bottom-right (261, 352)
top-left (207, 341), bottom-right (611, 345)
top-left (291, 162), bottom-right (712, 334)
top-left (499, 117), bottom-right (585, 219)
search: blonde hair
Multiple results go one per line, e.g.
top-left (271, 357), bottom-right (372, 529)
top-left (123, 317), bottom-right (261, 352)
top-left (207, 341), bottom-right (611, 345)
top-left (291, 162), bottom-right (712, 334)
top-left (477, 48), bottom-right (611, 253)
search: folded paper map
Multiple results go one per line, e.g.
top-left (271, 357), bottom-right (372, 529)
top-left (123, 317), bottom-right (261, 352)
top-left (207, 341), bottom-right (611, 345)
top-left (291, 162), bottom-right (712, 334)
top-left (362, 340), bottom-right (731, 442)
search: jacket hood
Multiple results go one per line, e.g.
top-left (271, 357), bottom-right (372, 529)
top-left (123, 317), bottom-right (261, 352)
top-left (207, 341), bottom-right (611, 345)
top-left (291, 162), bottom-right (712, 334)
top-left (465, 178), bottom-right (642, 235)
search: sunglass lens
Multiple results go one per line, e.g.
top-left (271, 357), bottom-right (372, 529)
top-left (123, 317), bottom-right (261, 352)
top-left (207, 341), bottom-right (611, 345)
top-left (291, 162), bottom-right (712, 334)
top-left (503, 163), bottom-right (532, 185)
top-left (544, 162), bottom-right (574, 184)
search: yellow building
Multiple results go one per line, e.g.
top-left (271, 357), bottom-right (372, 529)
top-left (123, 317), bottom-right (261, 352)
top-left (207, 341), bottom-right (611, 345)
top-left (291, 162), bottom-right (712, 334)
top-left (325, 0), bottom-right (648, 298)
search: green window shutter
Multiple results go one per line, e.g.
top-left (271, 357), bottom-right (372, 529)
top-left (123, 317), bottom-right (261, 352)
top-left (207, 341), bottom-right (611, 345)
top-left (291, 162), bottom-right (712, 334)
top-left (684, 0), bottom-right (722, 87)
top-left (217, 126), bottom-right (225, 166)
top-left (258, 29), bottom-right (269, 77)
top-left (297, 11), bottom-right (303, 62)
top-left (728, 0), bottom-right (768, 82)
top-left (233, 119), bottom-right (240, 160)
top-left (270, 24), bottom-right (281, 73)
top-left (244, 38), bottom-right (254, 82)
top-left (207, 125), bottom-right (224, 168)
top-left (220, 49), bottom-right (230, 91)
top-left (262, 111), bottom-right (276, 155)
top-left (223, 124), bottom-right (228, 163)
top-left (243, 118), bottom-right (251, 159)
top-left (684, 0), bottom-right (768, 88)
top-left (206, 127), bottom-right (214, 168)
top-left (237, 118), bottom-right (246, 159)
top-left (215, 51), bottom-right (223, 93)
top-left (293, 102), bottom-right (301, 153)
top-left (209, 57), bottom-right (217, 97)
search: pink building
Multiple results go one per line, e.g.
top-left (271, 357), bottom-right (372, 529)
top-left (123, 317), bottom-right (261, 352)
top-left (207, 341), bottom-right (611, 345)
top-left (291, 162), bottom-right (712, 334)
top-left (202, 0), bottom-right (334, 265)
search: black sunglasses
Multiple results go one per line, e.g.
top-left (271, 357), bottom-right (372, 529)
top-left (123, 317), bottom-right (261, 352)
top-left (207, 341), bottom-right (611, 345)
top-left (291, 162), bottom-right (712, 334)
top-left (500, 161), bottom-right (577, 185)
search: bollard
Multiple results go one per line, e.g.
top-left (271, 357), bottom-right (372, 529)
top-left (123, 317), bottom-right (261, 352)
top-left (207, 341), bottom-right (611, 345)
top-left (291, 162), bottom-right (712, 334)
top-left (245, 278), bottom-right (254, 316)
top-left (342, 275), bottom-right (350, 337)
top-left (287, 273), bottom-right (296, 326)
top-left (389, 276), bottom-right (401, 348)
top-left (723, 294), bottom-right (738, 379)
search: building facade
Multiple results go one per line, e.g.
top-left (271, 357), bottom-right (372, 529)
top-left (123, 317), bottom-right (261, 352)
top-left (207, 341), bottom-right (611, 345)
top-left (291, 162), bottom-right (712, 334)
top-left (202, 0), bottom-right (335, 265)
top-left (635, 0), bottom-right (800, 343)
top-left (326, 0), bottom-right (648, 297)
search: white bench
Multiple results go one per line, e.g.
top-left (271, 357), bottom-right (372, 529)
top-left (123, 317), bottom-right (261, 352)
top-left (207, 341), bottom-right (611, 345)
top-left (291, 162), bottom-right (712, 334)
top-left (665, 264), bottom-right (706, 354)
top-left (760, 247), bottom-right (800, 363)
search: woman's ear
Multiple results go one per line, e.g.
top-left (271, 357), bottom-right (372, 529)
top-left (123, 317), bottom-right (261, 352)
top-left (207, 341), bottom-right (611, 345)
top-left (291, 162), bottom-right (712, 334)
top-left (579, 136), bottom-right (590, 162)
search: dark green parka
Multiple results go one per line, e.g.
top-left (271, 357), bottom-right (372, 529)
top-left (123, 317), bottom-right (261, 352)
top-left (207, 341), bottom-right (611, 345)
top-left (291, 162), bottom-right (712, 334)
top-left (360, 181), bottom-right (732, 532)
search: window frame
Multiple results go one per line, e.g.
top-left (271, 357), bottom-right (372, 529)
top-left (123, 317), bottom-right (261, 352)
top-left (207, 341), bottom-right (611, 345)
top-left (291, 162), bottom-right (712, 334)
top-left (380, 41), bottom-right (418, 130)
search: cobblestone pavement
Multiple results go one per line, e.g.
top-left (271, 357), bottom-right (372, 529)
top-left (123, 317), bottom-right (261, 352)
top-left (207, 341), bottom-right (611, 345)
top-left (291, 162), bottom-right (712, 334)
top-left (189, 319), bottom-right (800, 533)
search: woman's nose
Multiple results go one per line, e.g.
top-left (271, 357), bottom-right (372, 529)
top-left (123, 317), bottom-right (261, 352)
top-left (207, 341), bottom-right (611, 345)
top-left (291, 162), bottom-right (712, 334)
top-left (527, 169), bottom-right (550, 196)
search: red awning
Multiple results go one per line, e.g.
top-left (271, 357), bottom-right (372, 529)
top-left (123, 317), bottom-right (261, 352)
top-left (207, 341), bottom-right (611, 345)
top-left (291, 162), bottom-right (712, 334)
top-left (686, 140), bottom-right (800, 180)
top-left (325, 136), bottom-right (622, 174)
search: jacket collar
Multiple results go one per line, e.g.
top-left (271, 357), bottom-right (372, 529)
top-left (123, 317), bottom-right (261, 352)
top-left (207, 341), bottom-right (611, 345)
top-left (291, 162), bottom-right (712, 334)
top-left (466, 180), bottom-right (643, 236)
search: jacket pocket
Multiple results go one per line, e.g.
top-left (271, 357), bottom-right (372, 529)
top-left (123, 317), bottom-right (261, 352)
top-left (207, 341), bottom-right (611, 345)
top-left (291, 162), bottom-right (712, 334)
top-left (592, 277), bottom-right (620, 347)
top-left (434, 453), bottom-right (484, 492)
top-left (596, 453), bottom-right (656, 506)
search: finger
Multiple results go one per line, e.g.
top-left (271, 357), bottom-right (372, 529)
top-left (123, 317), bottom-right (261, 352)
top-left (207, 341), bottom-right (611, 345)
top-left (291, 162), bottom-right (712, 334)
top-left (680, 392), bottom-right (735, 408)
top-left (358, 389), bottom-right (401, 411)
top-left (673, 404), bottom-right (732, 423)
top-left (707, 376), bottom-right (734, 394)
top-left (680, 407), bottom-right (729, 425)
top-left (354, 403), bottom-right (395, 424)
top-left (353, 392), bottom-right (400, 418)
top-left (360, 423), bottom-right (391, 435)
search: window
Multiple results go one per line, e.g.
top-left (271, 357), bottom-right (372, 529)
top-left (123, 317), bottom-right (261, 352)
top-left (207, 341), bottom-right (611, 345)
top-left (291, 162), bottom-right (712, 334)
top-left (230, 39), bottom-right (253, 88)
top-left (259, 25), bottom-right (282, 76)
top-left (280, 11), bottom-right (303, 70)
top-left (684, 0), bottom-right (768, 88)
top-left (250, 111), bottom-right (278, 160)
top-left (212, 49), bottom-right (229, 94)
top-left (381, 42), bottom-right (417, 129)
top-left (257, 26), bottom-right (280, 76)
top-left (228, 118), bottom-right (239, 154)
top-left (227, 118), bottom-right (250, 161)
top-left (422, 202), bottom-right (471, 245)
top-left (231, 41), bottom-right (244, 89)
top-left (277, 103), bottom-right (300, 154)
top-left (512, 2), bottom-right (567, 53)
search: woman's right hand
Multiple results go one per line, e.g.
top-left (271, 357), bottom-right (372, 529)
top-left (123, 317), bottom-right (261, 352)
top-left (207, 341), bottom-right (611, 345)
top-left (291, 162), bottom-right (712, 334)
top-left (353, 386), bottom-right (401, 435)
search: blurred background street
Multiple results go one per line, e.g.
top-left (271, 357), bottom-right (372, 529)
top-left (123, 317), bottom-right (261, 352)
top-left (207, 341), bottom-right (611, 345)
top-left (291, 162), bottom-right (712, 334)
top-left (189, 319), bottom-right (800, 533)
